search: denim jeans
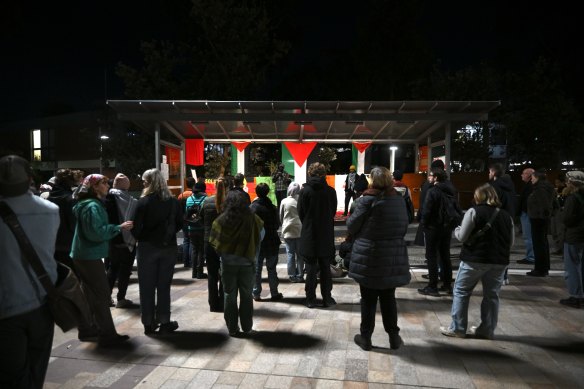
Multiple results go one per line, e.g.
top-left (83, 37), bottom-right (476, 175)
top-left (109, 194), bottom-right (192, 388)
top-left (253, 250), bottom-right (280, 297)
top-left (284, 238), bottom-right (303, 277)
top-left (222, 264), bottom-right (255, 334)
top-left (520, 212), bottom-right (535, 261)
top-left (563, 242), bottom-right (584, 298)
top-left (449, 261), bottom-right (507, 337)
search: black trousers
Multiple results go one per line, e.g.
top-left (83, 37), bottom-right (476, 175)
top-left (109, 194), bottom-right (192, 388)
top-left (530, 218), bottom-right (550, 272)
top-left (107, 245), bottom-right (135, 301)
top-left (304, 256), bottom-right (333, 301)
top-left (189, 232), bottom-right (205, 277)
top-left (344, 190), bottom-right (356, 215)
top-left (276, 190), bottom-right (287, 210)
top-left (0, 304), bottom-right (54, 389)
top-left (424, 227), bottom-right (453, 288)
top-left (205, 241), bottom-right (224, 311)
top-left (359, 285), bottom-right (399, 339)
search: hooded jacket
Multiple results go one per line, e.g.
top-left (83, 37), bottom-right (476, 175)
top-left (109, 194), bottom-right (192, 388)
top-left (297, 176), bottom-right (337, 258)
top-left (250, 196), bottom-right (281, 255)
top-left (47, 183), bottom-right (76, 252)
top-left (490, 175), bottom-right (517, 217)
top-left (70, 198), bottom-right (121, 260)
top-left (527, 180), bottom-right (555, 219)
top-left (562, 189), bottom-right (584, 244)
top-left (420, 180), bottom-right (458, 228)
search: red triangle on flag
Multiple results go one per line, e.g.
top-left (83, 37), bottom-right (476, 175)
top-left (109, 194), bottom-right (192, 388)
top-left (232, 142), bottom-right (250, 152)
top-left (353, 142), bottom-right (372, 153)
top-left (284, 142), bottom-right (317, 168)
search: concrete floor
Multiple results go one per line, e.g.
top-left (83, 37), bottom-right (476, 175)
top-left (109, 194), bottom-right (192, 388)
top-left (45, 224), bottom-right (584, 388)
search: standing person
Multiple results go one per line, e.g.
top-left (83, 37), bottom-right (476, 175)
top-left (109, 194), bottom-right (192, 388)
top-left (298, 162), bottom-right (338, 308)
top-left (551, 174), bottom-right (568, 255)
top-left (441, 184), bottom-right (514, 339)
top-left (280, 182), bottom-right (304, 283)
top-left (70, 174), bottom-right (133, 346)
top-left (132, 168), bottom-right (183, 335)
top-left (559, 171), bottom-right (584, 308)
top-left (105, 173), bottom-right (137, 308)
top-left (177, 177), bottom-right (195, 267)
top-left (343, 165), bottom-right (358, 216)
top-left (418, 168), bottom-right (459, 296)
top-left (526, 169), bottom-right (556, 277)
top-left (186, 182), bottom-right (208, 279)
top-left (348, 167), bottom-right (410, 351)
top-left (231, 173), bottom-right (251, 204)
top-left (488, 163), bottom-right (517, 285)
top-left (0, 155), bottom-right (59, 388)
top-left (251, 183), bottom-right (283, 301)
top-left (201, 177), bottom-right (228, 312)
top-left (209, 191), bottom-right (264, 336)
top-left (272, 163), bottom-right (292, 209)
top-left (392, 170), bottom-right (415, 223)
top-left (516, 167), bottom-right (536, 264)
top-left (354, 172), bottom-right (369, 199)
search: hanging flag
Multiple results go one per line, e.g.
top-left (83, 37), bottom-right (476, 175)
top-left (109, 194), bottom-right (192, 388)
top-left (284, 142), bottom-right (317, 167)
top-left (353, 142), bottom-right (372, 153)
top-left (185, 139), bottom-right (204, 166)
top-left (232, 141), bottom-right (250, 152)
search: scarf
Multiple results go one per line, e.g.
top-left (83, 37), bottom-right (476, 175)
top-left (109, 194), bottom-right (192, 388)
top-left (209, 212), bottom-right (263, 263)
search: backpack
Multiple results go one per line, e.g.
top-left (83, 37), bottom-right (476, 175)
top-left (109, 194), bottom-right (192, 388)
top-left (394, 186), bottom-right (415, 223)
top-left (185, 194), bottom-right (206, 231)
top-left (438, 191), bottom-right (463, 229)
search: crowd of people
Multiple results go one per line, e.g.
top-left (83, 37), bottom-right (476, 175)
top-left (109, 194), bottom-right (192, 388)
top-left (2, 153), bottom-right (583, 388)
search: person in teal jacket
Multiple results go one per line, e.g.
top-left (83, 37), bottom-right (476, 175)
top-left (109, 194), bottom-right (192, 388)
top-left (71, 174), bottom-right (133, 347)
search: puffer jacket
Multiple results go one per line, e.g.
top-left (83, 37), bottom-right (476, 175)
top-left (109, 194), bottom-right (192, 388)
top-left (562, 189), bottom-right (584, 244)
top-left (201, 195), bottom-right (219, 242)
top-left (70, 198), bottom-right (120, 260)
top-left (250, 196), bottom-right (281, 256)
top-left (527, 180), bottom-right (555, 219)
top-left (347, 188), bottom-right (411, 289)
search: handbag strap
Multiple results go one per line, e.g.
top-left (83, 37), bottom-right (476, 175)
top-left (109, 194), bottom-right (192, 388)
top-left (473, 207), bottom-right (500, 236)
top-left (0, 201), bottom-right (56, 295)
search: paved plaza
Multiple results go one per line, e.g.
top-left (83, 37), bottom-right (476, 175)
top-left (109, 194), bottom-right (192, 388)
top-left (45, 224), bottom-right (584, 388)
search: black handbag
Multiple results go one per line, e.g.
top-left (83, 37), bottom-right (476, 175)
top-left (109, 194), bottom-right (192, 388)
top-left (0, 202), bottom-right (91, 332)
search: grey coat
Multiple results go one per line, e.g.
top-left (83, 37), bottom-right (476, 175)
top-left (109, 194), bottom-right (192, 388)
top-left (347, 189), bottom-right (411, 289)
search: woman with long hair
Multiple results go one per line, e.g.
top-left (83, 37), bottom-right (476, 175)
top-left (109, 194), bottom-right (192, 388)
top-left (347, 166), bottom-right (410, 351)
top-left (209, 190), bottom-right (264, 336)
top-left (71, 174), bottom-right (133, 346)
top-left (132, 169), bottom-right (183, 335)
top-left (200, 177), bottom-right (229, 312)
top-left (441, 184), bottom-right (514, 339)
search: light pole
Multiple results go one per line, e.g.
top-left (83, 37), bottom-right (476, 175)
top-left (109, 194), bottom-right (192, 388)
top-left (390, 145), bottom-right (398, 173)
top-left (99, 129), bottom-right (109, 174)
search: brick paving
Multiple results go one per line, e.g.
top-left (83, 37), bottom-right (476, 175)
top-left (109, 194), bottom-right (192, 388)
top-left (45, 224), bottom-right (584, 388)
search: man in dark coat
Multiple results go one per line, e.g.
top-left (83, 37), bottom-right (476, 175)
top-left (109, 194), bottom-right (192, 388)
top-left (298, 162), bottom-right (338, 308)
top-left (516, 167), bottom-right (535, 264)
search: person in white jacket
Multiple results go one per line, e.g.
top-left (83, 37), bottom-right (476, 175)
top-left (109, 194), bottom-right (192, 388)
top-left (279, 182), bottom-right (303, 282)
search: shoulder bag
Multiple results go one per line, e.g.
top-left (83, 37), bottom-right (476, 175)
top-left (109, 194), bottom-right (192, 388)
top-left (464, 208), bottom-right (500, 248)
top-left (0, 202), bottom-right (90, 332)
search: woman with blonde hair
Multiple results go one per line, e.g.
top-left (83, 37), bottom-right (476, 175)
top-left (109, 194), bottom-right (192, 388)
top-left (132, 169), bottom-right (183, 335)
top-left (441, 184), bottom-right (514, 340)
top-left (348, 166), bottom-right (410, 351)
top-left (201, 177), bottom-right (229, 312)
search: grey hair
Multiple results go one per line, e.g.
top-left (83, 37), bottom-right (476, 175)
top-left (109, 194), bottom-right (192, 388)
top-left (141, 168), bottom-right (172, 200)
top-left (287, 182), bottom-right (301, 197)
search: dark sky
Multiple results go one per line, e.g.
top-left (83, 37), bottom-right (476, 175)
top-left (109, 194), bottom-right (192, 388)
top-left (1, 1), bottom-right (581, 123)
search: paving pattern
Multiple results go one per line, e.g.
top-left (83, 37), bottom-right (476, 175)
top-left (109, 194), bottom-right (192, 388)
top-left (45, 224), bottom-right (584, 388)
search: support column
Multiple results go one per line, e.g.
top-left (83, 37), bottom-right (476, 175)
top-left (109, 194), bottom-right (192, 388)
top-left (155, 123), bottom-right (161, 170)
top-left (445, 123), bottom-right (451, 177)
top-left (294, 162), bottom-right (307, 186)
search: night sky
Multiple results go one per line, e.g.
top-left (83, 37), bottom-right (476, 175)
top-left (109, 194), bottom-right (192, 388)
top-left (1, 1), bottom-right (581, 123)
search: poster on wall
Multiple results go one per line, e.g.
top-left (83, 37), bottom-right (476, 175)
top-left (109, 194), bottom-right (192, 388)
top-left (418, 146), bottom-right (428, 172)
top-left (165, 146), bottom-right (181, 180)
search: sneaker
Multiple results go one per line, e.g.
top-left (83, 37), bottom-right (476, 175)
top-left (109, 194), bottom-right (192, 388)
top-left (418, 286), bottom-right (440, 297)
top-left (144, 324), bottom-right (159, 335)
top-left (354, 334), bottom-right (372, 351)
top-left (305, 299), bottom-right (317, 308)
top-left (526, 270), bottom-right (548, 277)
top-left (516, 258), bottom-right (534, 264)
top-left (159, 321), bottom-right (179, 334)
top-left (323, 296), bottom-right (337, 307)
top-left (109, 298), bottom-right (115, 307)
top-left (115, 298), bottom-right (133, 308)
top-left (252, 295), bottom-right (262, 302)
top-left (421, 274), bottom-right (430, 279)
top-left (389, 333), bottom-right (403, 350)
top-left (270, 292), bottom-right (284, 301)
top-left (98, 333), bottom-right (130, 347)
top-left (469, 326), bottom-right (493, 340)
top-left (440, 326), bottom-right (466, 338)
top-left (559, 297), bottom-right (581, 309)
top-left (503, 278), bottom-right (510, 285)
top-left (439, 285), bottom-right (453, 295)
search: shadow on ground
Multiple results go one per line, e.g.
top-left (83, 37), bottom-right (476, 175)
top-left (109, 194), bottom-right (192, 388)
top-left (151, 330), bottom-right (230, 350)
top-left (245, 330), bottom-right (324, 350)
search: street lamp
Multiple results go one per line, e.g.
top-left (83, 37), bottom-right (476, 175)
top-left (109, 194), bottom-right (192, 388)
top-left (99, 133), bottom-right (109, 174)
top-left (389, 145), bottom-right (398, 173)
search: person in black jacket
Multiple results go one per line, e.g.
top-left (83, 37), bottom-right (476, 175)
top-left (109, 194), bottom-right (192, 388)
top-left (347, 166), bottom-right (410, 351)
top-left (441, 184), bottom-right (513, 339)
top-left (298, 162), bottom-right (338, 308)
top-left (516, 167), bottom-right (535, 264)
top-left (418, 168), bottom-right (460, 296)
top-left (250, 183), bottom-right (283, 301)
top-left (132, 168), bottom-right (183, 335)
